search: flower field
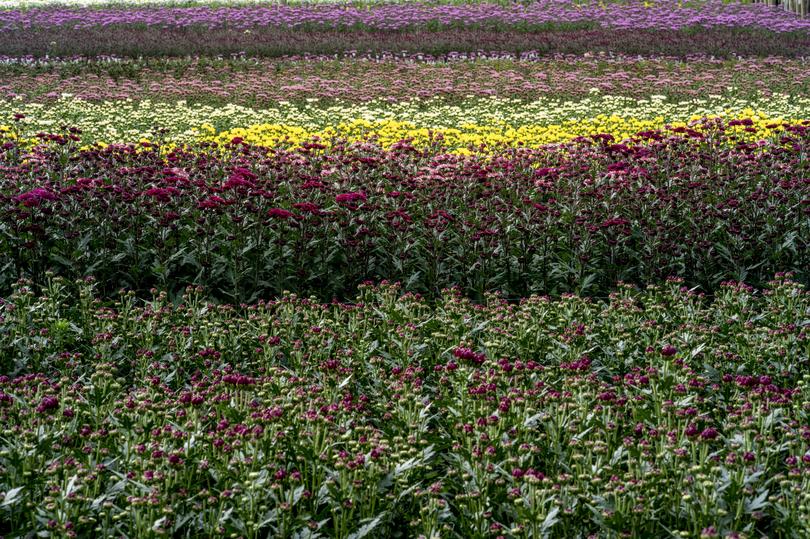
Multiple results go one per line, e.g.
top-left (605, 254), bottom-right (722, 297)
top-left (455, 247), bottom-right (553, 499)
top-left (0, 1), bottom-right (809, 538)
top-left (0, 276), bottom-right (808, 538)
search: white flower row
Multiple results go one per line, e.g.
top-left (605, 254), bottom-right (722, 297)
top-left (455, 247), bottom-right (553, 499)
top-left (1, 93), bottom-right (808, 144)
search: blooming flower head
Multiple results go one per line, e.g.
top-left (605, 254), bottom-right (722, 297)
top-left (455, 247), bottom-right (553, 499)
top-left (660, 344), bottom-right (677, 357)
top-left (36, 396), bottom-right (59, 414)
top-left (293, 202), bottom-right (322, 215)
top-left (336, 191), bottom-right (367, 206)
top-left (15, 188), bottom-right (57, 208)
top-left (453, 346), bottom-right (485, 364)
top-left (197, 196), bottom-right (229, 210)
top-left (267, 208), bottom-right (297, 220)
top-left (700, 427), bottom-right (719, 441)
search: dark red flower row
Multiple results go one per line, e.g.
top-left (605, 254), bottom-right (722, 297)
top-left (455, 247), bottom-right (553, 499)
top-left (1, 120), bottom-right (807, 301)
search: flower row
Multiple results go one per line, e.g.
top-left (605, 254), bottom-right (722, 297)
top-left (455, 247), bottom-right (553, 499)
top-left (0, 0), bottom-right (318, 5)
top-left (1, 122), bottom-right (807, 301)
top-left (3, 55), bottom-right (809, 105)
top-left (0, 275), bottom-right (807, 537)
top-left (3, 0), bottom-right (810, 32)
top-left (3, 93), bottom-right (810, 149)
top-left (203, 115), bottom-right (801, 152)
top-left (4, 25), bottom-right (808, 59)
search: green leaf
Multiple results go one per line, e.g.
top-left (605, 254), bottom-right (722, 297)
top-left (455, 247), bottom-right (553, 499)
top-left (541, 506), bottom-right (560, 533)
top-left (745, 489), bottom-right (769, 513)
top-left (1, 486), bottom-right (23, 507)
top-left (347, 513), bottom-right (386, 539)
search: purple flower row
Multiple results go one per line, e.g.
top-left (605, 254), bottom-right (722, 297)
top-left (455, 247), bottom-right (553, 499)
top-left (3, 24), bottom-right (807, 59)
top-left (2, 0), bottom-right (809, 33)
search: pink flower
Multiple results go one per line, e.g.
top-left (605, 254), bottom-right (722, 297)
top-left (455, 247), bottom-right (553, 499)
top-left (15, 188), bottom-right (57, 207)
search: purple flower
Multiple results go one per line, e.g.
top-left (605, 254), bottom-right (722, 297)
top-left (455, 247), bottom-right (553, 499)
top-left (197, 196), bottom-right (229, 210)
top-left (700, 527), bottom-right (718, 538)
top-left (142, 187), bottom-right (180, 202)
top-left (224, 170), bottom-right (257, 190)
top-left (36, 396), bottom-right (59, 414)
top-left (660, 344), bottom-right (677, 357)
top-left (293, 202), bottom-right (322, 215)
top-left (453, 346), bottom-right (485, 364)
top-left (700, 427), bottom-right (719, 441)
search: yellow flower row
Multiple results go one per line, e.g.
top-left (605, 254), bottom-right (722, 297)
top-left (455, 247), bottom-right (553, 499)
top-left (3, 93), bottom-right (810, 145)
top-left (202, 115), bottom-right (798, 151)
top-left (1, 102), bottom-right (804, 152)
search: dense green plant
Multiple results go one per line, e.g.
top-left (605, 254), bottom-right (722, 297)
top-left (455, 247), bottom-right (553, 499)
top-left (0, 274), bottom-right (807, 537)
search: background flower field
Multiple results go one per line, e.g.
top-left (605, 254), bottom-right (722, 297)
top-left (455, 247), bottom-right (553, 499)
top-left (0, 1), bottom-right (808, 538)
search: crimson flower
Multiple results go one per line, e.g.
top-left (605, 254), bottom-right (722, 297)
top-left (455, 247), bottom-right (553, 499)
top-left (197, 196), bottom-right (229, 210)
top-left (660, 345), bottom-right (677, 357)
top-left (336, 192), bottom-right (367, 206)
top-left (15, 188), bottom-right (57, 208)
top-left (267, 208), bottom-right (297, 220)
